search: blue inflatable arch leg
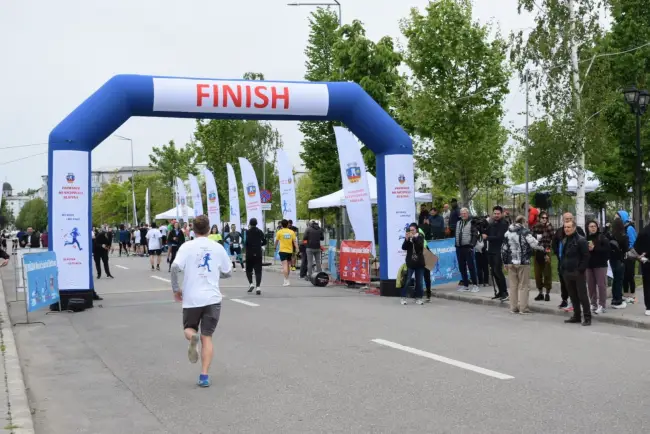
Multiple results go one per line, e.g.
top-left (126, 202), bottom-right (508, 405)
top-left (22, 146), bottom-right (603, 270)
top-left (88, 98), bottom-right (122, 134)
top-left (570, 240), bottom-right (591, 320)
top-left (48, 75), bottom-right (414, 302)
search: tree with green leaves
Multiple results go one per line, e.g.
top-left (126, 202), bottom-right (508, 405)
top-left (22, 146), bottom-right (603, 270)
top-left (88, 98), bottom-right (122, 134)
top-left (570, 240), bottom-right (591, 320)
top-left (148, 140), bottom-right (199, 206)
top-left (15, 198), bottom-right (47, 231)
top-left (0, 199), bottom-right (14, 229)
top-left (295, 172), bottom-right (314, 219)
top-left (92, 182), bottom-right (130, 226)
top-left (510, 0), bottom-right (604, 226)
top-left (299, 8), bottom-right (403, 196)
top-left (398, 0), bottom-right (511, 206)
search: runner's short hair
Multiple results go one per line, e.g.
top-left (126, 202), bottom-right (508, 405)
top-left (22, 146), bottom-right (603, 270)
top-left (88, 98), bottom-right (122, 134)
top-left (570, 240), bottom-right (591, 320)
top-left (249, 218), bottom-right (258, 227)
top-left (281, 219), bottom-right (289, 228)
top-left (493, 206), bottom-right (503, 213)
top-left (193, 215), bottom-right (210, 236)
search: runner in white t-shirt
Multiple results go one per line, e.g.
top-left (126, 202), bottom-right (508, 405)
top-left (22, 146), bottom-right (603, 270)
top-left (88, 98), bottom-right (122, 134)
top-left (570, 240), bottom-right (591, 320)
top-left (170, 215), bottom-right (232, 388)
top-left (160, 224), bottom-right (168, 247)
top-left (146, 223), bottom-right (163, 271)
top-left (134, 229), bottom-right (141, 255)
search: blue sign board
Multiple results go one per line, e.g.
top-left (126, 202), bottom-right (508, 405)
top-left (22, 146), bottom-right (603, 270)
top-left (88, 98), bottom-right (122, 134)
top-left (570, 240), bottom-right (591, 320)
top-left (328, 239), bottom-right (338, 280)
top-left (427, 239), bottom-right (462, 287)
top-left (22, 251), bottom-right (60, 312)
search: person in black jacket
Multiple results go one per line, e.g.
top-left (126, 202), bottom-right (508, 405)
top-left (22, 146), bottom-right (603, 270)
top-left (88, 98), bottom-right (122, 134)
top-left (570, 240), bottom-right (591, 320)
top-left (586, 221), bottom-right (609, 314)
top-left (400, 223), bottom-right (426, 306)
top-left (93, 229), bottom-right (113, 280)
top-left (303, 221), bottom-right (325, 274)
top-left (552, 212), bottom-right (585, 309)
top-left (484, 206), bottom-right (509, 300)
top-left (448, 199), bottom-right (460, 238)
top-left (244, 218), bottom-right (267, 295)
top-left (606, 219), bottom-right (629, 308)
top-left (0, 244), bottom-right (9, 268)
top-left (167, 222), bottom-right (185, 272)
top-left (560, 220), bottom-right (591, 326)
top-left (428, 208), bottom-right (446, 240)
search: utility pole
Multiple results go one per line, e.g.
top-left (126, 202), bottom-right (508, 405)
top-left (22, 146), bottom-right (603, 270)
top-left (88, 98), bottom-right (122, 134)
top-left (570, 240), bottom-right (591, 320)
top-left (524, 72), bottom-right (530, 225)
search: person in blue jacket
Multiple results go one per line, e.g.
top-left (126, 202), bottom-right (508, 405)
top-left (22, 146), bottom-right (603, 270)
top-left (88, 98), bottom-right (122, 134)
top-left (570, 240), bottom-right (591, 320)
top-left (616, 210), bottom-right (637, 303)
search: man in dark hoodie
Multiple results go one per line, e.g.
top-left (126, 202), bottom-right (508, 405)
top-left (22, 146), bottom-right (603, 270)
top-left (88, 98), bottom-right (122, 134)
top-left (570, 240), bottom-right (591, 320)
top-left (428, 208), bottom-right (446, 240)
top-left (303, 220), bottom-right (325, 274)
top-left (552, 212), bottom-right (585, 310)
top-left (418, 205), bottom-right (429, 227)
top-left (448, 199), bottom-right (460, 238)
top-left (560, 220), bottom-right (591, 326)
top-left (484, 206), bottom-right (509, 300)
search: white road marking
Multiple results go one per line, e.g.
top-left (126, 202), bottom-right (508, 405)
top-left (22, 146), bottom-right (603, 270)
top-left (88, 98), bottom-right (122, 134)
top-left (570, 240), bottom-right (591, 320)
top-left (371, 339), bottom-right (514, 380)
top-left (151, 276), bottom-right (171, 283)
top-left (229, 298), bottom-right (260, 307)
top-left (115, 265), bottom-right (129, 270)
top-left (107, 288), bottom-right (170, 294)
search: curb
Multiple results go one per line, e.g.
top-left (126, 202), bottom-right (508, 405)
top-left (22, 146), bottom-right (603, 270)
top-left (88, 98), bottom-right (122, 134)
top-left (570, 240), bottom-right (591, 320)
top-left (0, 276), bottom-right (35, 434)
top-left (431, 290), bottom-right (650, 330)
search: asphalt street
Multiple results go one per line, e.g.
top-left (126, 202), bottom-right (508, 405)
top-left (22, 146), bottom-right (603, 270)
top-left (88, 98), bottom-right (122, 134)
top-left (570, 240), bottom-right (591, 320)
top-left (2, 252), bottom-right (650, 433)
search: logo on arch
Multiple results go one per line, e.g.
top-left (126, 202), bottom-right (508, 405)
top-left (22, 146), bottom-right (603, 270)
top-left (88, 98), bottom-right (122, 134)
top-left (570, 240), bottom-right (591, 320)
top-left (180, 198), bottom-right (186, 206)
top-left (246, 183), bottom-right (257, 197)
top-left (66, 173), bottom-right (75, 184)
top-left (346, 163), bottom-right (361, 183)
top-left (398, 174), bottom-right (406, 184)
top-left (208, 191), bottom-right (217, 203)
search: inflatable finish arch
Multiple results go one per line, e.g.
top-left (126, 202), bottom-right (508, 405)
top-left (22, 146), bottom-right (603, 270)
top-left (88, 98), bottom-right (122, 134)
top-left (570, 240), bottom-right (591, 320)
top-left (48, 75), bottom-right (414, 300)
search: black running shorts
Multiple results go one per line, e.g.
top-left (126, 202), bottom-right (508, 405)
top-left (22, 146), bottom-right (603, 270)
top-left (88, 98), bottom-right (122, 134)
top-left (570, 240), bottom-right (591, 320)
top-left (182, 303), bottom-right (221, 336)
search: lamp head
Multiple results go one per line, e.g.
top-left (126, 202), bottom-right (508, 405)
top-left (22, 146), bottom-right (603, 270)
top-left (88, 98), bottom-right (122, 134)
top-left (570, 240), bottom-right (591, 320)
top-left (623, 86), bottom-right (639, 107)
top-left (638, 90), bottom-right (650, 114)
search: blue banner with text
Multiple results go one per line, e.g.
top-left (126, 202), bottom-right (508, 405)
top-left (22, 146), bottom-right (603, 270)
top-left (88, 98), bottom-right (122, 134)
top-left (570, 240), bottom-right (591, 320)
top-left (23, 251), bottom-right (60, 312)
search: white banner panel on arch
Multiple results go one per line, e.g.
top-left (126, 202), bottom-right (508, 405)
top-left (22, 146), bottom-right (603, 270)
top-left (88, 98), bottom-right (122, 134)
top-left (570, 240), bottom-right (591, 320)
top-left (52, 150), bottom-right (89, 290)
top-left (226, 163), bottom-right (241, 227)
top-left (188, 174), bottom-right (204, 217)
top-left (276, 149), bottom-right (297, 223)
top-left (334, 127), bottom-right (376, 257)
top-left (153, 78), bottom-right (329, 117)
top-left (238, 157), bottom-right (264, 228)
top-left (176, 177), bottom-right (189, 222)
top-left (384, 154), bottom-right (415, 280)
top-left (204, 168), bottom-right (221, 228)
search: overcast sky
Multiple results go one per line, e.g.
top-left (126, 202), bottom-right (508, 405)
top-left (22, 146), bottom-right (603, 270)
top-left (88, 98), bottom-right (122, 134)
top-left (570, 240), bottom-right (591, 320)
top-left (0, 0), bottom-right (536, 192)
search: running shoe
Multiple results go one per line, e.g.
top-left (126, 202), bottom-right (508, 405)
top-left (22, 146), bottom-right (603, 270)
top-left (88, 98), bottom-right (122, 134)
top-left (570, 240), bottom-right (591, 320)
top-left (595, 306), bottom-right (605, 315)
top-left (187, 333), bottom-right (199, 364)
top-left (400, 298), bottom-right (407, 305)
top-left (197, 375), bottom-right (210, 388)
top-left (469, 285), bottom-right (480, 293)
top-left (611, 301), bottom-right (627, 309)
top-left (248, 284), bottom-right (255, 293)
top-left (563, 306), bottom-right (574, 313)
top-left (415, 298), bottom-right (424, 305)
top-left (256, 288), bottom-right (261, 295)
top-left (283, 279), bottom-right (290, 287)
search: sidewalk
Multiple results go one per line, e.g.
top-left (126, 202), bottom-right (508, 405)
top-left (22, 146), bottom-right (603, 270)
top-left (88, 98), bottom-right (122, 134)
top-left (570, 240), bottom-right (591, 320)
top-left (0, 271), bottom-right (36, 434)
top-left (431, 279), bottom-right (650, 329)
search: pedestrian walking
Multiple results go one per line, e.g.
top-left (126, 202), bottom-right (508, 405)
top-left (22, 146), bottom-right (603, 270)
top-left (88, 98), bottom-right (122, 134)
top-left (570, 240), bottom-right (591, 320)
top-left (93, 228), bottom-right (113, 280)
top-left (170, 215), bottom-right (231, 387)
top-left (502, 215), bottom-right (544, 314)
top-left (616, 210), bottom-right (638, 304)
top-left (586, 220), bottom-right (610, 314)
top-left (560, 220), bottom-right (591, 326)
top-left (606, 219), bottom-right (629, 309)
top-left (146, 223), bottom-right (163, 271)
top-left (244, 218), bottom-right (266, 295)
top-left (167, 222), bottom-right (185, 272)
top-left (532, 211), bottom-right (554, 301)
top-left (484, 206), bottom-right (509, 300)
top-left (224, 224), bottom-right (244, 271)
top-left (400, 223), bottom-right (426, 306)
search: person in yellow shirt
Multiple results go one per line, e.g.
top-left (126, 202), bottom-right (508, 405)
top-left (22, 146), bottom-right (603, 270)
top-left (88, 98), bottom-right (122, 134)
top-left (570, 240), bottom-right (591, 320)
top-left (208, 225), bottom-right (223, 245)
top-left (275, 219), bottom-right (298, 286)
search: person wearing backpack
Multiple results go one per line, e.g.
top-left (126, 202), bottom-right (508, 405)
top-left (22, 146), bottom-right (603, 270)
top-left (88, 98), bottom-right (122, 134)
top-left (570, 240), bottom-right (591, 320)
top-left (502, 215), bottom-right (544, 314)
top-left (607, 219), bottom-right (629, 309)
top-left (586, 221), bottom-right (610, 314)
top-left (615, 211), bottom-right (638, 303)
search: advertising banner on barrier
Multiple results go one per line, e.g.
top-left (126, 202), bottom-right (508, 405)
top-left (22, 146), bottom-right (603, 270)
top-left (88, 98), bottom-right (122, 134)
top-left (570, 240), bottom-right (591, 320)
top-left (276, 149), bottom-right (297, 222)
top-left (238, 157), bottom-right (264, 228)
top-left (339, 240), bottom-right (371, 284)
top-left (204, 168), bottom-right (221, 228)
top-left (384, 154), bottom-right (415, 279)
top-left (427, 238), bottom-right (461, 287)
top-left (188, 174), bottom-right (204, 217)
top-left (153, 78), bottom-right (329, 117)
top-left (334, 127), bottom-right (376, 257)
top-left (226, 163), bottom-right (241, 227)
top-left (52, 150), bottom-right (89, 290)
top-left (328, 239), bottom-right (338, 281)
top-left (23, 251), bottom-right (60, 312)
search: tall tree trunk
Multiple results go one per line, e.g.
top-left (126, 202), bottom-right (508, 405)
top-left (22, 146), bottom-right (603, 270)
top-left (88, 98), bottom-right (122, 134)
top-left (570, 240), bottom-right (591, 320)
top-left (569, 0), bottom-right (586, 229)
top-left (459, 178), bottom-right (470, 209)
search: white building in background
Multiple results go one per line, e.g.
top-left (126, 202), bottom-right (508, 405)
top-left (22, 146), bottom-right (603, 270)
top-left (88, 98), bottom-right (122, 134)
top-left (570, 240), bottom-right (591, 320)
top-left (415, 170), bottom-right (431, 193)
top-left (2, 182), bottom-right (33, 218)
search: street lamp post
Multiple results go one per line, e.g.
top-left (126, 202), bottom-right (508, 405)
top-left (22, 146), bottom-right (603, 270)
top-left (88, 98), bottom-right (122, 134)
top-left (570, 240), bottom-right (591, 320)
top-left (113, 135), bottom-right (137, 227)
top-left (287, 1), bottom-right (341, 27)
top-left (623, 87), bottom-right (650, 229)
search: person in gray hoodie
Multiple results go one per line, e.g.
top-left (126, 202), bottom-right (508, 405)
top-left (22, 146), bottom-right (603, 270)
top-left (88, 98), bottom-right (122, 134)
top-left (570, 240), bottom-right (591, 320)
top-left (303, 221), bottom-right (325, 274)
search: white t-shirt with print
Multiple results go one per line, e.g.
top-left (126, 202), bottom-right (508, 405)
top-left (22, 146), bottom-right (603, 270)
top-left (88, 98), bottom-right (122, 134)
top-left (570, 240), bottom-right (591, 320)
top-left (134, 230), bottom-right (141, 244)
top-left (146, 228), bottom-right (163, 250)
top-left (173, 237), bottom-right (232, 308)
top-left (160, 226), bottom-right (168, 236)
